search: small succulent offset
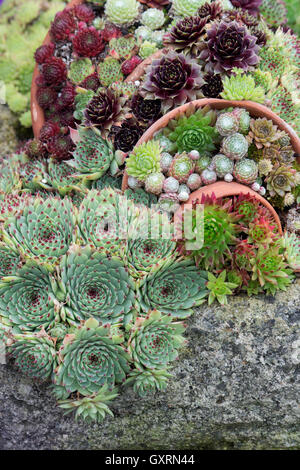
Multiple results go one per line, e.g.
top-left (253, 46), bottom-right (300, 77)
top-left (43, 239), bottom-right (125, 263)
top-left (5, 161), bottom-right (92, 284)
top-left (221, 70), bottom-right (265, 103)
top-left (207, 270), bottom-right (238, 305)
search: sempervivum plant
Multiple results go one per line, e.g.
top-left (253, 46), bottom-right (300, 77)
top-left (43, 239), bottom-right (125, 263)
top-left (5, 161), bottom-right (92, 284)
top-left (164, 105), bottom-right (218, 154)
top-left (247, 118), bottom-right (284, 148)
top-left (123, 209), bottom-right (177, 279)
top-left (0, 262), bottom-right (59, 333)
top-left (126, 310), bottom-right (186, 395)
top-left (140, 51), bottom-right (204, 111)
top-left (67, 127), bottom-right (116, 180)
top-left (0, 243), bottom-right (21, 279)
top-left (53, 318), bottom-right (130, 400)
top-left (59, 245), bottom-right (135, 326)
top-left (178, 193), bottom-right (241, 269)
top-left (104, 0), bottom-right (140, 26)
top-left (199, 20), bottom-right (260, 73)
top-left (126, 141), bottom-right (161, 181)
top-left (3, 197), bottom-right (76, 266)
top-left (84, 88), bottom-right (127, 136)
top-left (77, 189), bottom-right (138, 256)
top-left (251, 245), bottom-right (293, 295)
top-left (207, 270), bottom-right (238, 305)
top-left (9, 333), bottom-right (57, 381)
top-left (137, 258), bottom-right (208, 318)
top-left (163, 15), bottom-right (208, 55)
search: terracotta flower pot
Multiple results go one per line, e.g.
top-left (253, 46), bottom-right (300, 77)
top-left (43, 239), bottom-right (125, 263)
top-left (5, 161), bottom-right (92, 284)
top-left (30, 2), bottom-right (166, 139)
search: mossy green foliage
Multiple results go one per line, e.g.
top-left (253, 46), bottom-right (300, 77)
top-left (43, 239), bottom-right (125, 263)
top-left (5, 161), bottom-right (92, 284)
top-left (0, 0), bottom-right (66, 127)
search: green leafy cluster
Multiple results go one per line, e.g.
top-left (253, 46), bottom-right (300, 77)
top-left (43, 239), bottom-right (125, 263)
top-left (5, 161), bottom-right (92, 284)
top-left (0, 0), bottom-right (66, 127)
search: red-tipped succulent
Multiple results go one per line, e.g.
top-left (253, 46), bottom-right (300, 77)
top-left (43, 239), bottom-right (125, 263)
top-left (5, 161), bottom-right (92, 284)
top-left (36, 87), bottom-right (58, 110)
top-left (72, 27), bottom-right (105, 57)
top-left (50, 9), bottom-right (77, 42)
top-left (74, 4), bottom-right (95, 23)
top-left (34, 43), bottom-right (55, 65)
top-left (41, 57), bottom-right (67, 86)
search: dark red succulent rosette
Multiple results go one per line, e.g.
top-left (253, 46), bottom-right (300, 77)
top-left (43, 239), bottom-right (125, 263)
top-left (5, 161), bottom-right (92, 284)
top-left (34, 43), bottom-right (56, 65)
top-left (41, 57), bottom-right (68, 87)
top-left (84, 88), bottom-right (124, 133)
top-left (140, 51), bottom-right (205, 111)
top-left (80, 73), bottom-right (101, 91)
top-left (163, 16), bottom-right (208, 53)
top-left (138, 0), bottom-right (170, 9)
top-left (74, 4), bottom-right (96, 23)
top-left (201, 72), bottom-right (223, 98)
top-left (197, 1), bottom-right (223, 21)
top-left (36, 87), bottom-right (58, 110)
top-left (230, 0), bottom-right (262, 16)
top-left (39, 121), bottom-right (61, 144)
top-left (110, 119), bottom-right (144, 153)
top-left (199, 20), bottom-right (260, 73)
top-left (55, 82), bottom-right (76, 109)
top-left (102, 23), bottom-right (122, 42)
top-left (47, 134), bottom-right (75, 161)
top-left (72, 27), bottom-right (105, 57)
top-left (122, 56), bottom-right (142, 76)
top-left (131, 94), bottom-right (162, 125)
top-left (50, 9), bottom-right (77, 42)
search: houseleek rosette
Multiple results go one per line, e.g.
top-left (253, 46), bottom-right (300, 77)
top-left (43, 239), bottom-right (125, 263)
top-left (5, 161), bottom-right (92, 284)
top-left (77, 189), bottom-right (138, 256)
top-left (67, 127), bottom-right (115, 180)
top-left (53, 318), bottom-right (130, 399)
top-left (128, 310), bottom-right (186, 370)
top-left (59, 245), bottom-right (135, 325)
top-left (0, 261), bottom-right (59, 333)
top-left (42, 161), bottom-right (83, 196)
top-left (3, 197), bottom-right (76, 266)
top-left (123, 208), bottom-right (177, 279)
top-left (125, 369), bottom-right (173, 397)
top-left (58, 385), bottom-right (118, 423)
top-left (10, 333), bottom-right (57, 380)
top-left (137, 258), bottom-right (208, 318)
top-left (0, 242), bottom-right (21, 279)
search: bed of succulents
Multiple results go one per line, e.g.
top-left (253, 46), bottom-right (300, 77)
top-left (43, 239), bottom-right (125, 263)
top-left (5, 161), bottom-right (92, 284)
top-left (0, 0), bottom-right (299, 424)
top-left (126, 104), bottom-right (300, 210)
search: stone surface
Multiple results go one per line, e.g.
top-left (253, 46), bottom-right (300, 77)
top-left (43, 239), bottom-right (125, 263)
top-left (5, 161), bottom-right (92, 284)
top-left (0, 280), bottom-right (299, 450)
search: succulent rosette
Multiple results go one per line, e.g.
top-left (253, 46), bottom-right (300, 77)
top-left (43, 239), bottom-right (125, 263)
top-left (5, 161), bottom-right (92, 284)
top-left (131, 94), bottom-right (162, 126)
top-left (128, 310), bottom-right (186, 369)
top-left (125, 369), bottom-right (173, 396)
top-left (163, 16), bottom-right (208, 55)
top-left (84, 88), bottom-right (127, 136)
top-left (164, 105), bottom-right (218, 154)
top-left (67, 127), bottom-right (115, 181)
top-left (231, 0), bottom-right (262, 15)
top-left (199, 21), bottom-right (260, 73)
top-left (126, 141), bottom-right (161, 182)
top-left (123, 208), bottom-right (177, 279)
top-left (137, 258), bottom-right (208, 318)
top-left (9, 333), bottom-right (57, 380)
top-left (77, 189), bottom-right (138, 256)
top-left (42, 161), bottom-right (82, 196)
top-left (3, 197), bottom-right (76, 266)
top-left (0, 262), bottom-right (59, 333)
top-left (0, 243), bottom-right (21, 279)
top-left (140, 51), bottom-right (204, 111)
top-left (110, 120), bottom-right (143, 154)
top-left (59, 245), bottom-right (135, 326)
top-left (53, 318), bottom-right (130, 398)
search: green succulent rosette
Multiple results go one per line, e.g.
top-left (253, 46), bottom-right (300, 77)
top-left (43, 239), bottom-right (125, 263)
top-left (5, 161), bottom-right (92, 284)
top-left (0, 157), bottom-right (20, 194)
top-left (0, 261), bottom-right (59, 333)
top-left (164, 105), bottom-right (218, 154)
top-left (124, 188), bottom-right (158, 208)
top-left (128, 310), bottom-right (186, 370)
top-left (0, 242), bottom-right (21, 279)
top-left (58, 385), bottom-right (118, 423)
top-left (59, 245), bottom-right (136, 326)
top-left (137, 258), bottom-right (208, 318)
top-left (126, 141), bottom-right (161, 182)
top-left (53, 318), bottom-right (131, 398)
top-left (125, 369), bottom-right (173, 397)
top-left (19, 159), bottom-right (47, 191)
top-left (9, 333), bottom-right (57, 380)
top-left (77, 189), bottom-right (138, 256)
top-left (92, 175), bottom-right (122, 191)
top-left (123, 208), bottom-right (177, 279)
top-left (68, 127), bottom-right (115, 181)
top-left (3, 196), bottom-right (76, 266)
top-left (41, 161), bottom-right (83, 196)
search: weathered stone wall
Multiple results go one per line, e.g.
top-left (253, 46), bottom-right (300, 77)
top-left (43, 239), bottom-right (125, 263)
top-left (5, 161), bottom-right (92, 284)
top-left (1, 280), bottom-right (299, 450)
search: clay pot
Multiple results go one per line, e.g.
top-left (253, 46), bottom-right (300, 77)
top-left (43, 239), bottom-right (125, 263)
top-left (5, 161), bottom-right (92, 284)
top-left (30, 5), bottom-right (166, 139)
top-left (173, 181), bottom-right (283, 235)
top-left (31, 0), bottom-right (82, 138)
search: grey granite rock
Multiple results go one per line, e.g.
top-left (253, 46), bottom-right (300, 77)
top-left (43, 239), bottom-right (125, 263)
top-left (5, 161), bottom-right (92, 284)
top-left (0, 280), bottom-right (299, 450)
